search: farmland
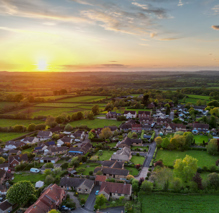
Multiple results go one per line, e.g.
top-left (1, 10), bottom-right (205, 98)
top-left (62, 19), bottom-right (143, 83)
top-left (140, 193), bottom-right (219, 213)
top-left (0, 119), bottom-right (42, 127)
top-left (155, 150), bottom-right (218, 168)
top-left (180, 94), bottom-right (210, 104)
top-left (57, 96), bottom-right (108, 103)
top-left (0, 132), bottom-right (28, 142)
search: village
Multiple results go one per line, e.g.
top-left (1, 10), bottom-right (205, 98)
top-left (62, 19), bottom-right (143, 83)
top-left (0, 94), bottom-right (217, 213)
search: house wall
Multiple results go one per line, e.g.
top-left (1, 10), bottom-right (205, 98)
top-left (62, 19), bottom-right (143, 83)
top-left (98, 191), bottom-right (110, 200)
top-left (77, 183), bottom-right (94, 194)
top-left (0, 206), bottom-right (12, 213)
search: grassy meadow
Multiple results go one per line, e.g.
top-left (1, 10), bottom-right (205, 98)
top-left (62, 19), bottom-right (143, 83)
top-left (0, 119), bottom-right (42, 127)
top-left (0, 132), bottom-right (28, 142)
top-left (57, 96), bottom-right (108, 103)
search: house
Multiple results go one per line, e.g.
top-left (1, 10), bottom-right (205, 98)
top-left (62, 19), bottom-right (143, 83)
top-left (45, 141), bottom-right (56, 146)
top-left (95, 175), bottom-right (107, 186)
top-left (0, 200), bottom-right (13, 213)
top-left (0, 169), bottom-right (6, 184)
top-left (25, 184), bottom-right (66, 213)
top-left (94, 167), bottom-right (129, 180)
top-left (40, 157), bottom-right (59, 164)
top-left (139, 117), bottom-right (154, 124)
top-left (110, 147), bottom-right (132, 162)
top-left (34, 146), bottom-right (47, 154)
top-left (37, 131), bottom-right (52, 141)
top-left (50, 126), bottom-right (64, 133)
top-left (60, 177), bottom-right (94, 194)
top-left (73, 131), bottom-right (85, 140)
top-left (192, 123), bottom-right (209, 134)
top-left (98, 182), bottom-right (132, 200)
top-left (156, 118), bottom-right (172, 126)
top-left (106, 111), bottom-right (121, 119)
top-left (0, 164), bottom-right (9, 172)
top-left (8, 149), bottom-right (21, 156)
top-left (8, 154), bottom-right (28, 168)
top-left (69, 142), bottom-right (92, 156)
top-left (165, 123), bottom-right (187, 133)
top-left (4, 141), bottom-right (25, 151)
top-left (131, 124), bottom-right (142, 132)
top-left (124, 111), bottom-right (137, 119)
top-left (48, 146), bottom-right (68, 156)
top-left (57, 137), bottom-right (73, 146)
top-left (118, 137), bottom-right (143, 148)
top-left (141, 124), bottom-right (152, 131)
top-left (120, 123), bottom-right (132, 131)
top-left (104, 126), bottom-right (118, 132)
top-left (100, 161), bottom-right (124, 169)
top-left (138, 111), bottom-right (151, 119)
top-left (21, 137), bottom-right (39, 144)
top-left (147, 103), bottom-right (155, 109)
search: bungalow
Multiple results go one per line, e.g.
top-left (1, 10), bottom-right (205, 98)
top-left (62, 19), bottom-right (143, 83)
top-left (139, 117), bottom-right (154, 124)
top-left (111, 147), bottom-right (132, 162)
top-left (50, 126), bottom-right (64, 133)
top-left (141, 124), bottom-right (152, 131)
top-left (40, 157), bottom-right (59, 164)
top-left (124, 111), bottom-right (137, 119)
top-left (57, 137), bottom-right (73, 146)
top-left (8, 149), bottom-right (21, 156)
top-left (94, 167), bottom-right (129, 180)
top-left (98, 182), bottom-right (132, 200)
top-left (48, 146), bottom-right (68, 156)
top-left (37, 131), bottom-right (52, 141)
top-left (120, 123), bottom-right (132, 131)
top-left (118, 137), bottom-right (143, 148)
top-left (165, 123), bottom-right (187, 133)
top-left (131, 124), bottom-right (142, 132)
top-left (100, 161), bottom-right (124, 169)
top-left (73, 131), bottom-right (85, 140)
top-left (0, 164), bottom-right (9, 172)
top-left (25, 184), bottom-right (66, 213)
top-left (95, 175), bottom-right (107, 186)
top-left (0, 200), bottom-right (13, 213)
top-left (138, 111), bottom-right (151, 119)
top-left (8, 154), bottom-right (28, 168)
top-left (192, 123), bottom-right (209, 134)
top-left (4, 141), bottom-right (25, 151)
top-left (156, 118), bottom-right (172, 126)
top-left (68, 142), bottom-right (92, 156)
top-left (60, 177), bottom-right (94, 194)
top-left (106, 111), bottom-right (121, 119)
top-left (21, 137), bottom-right (39, 144)
top-left (45, 141), bottom-right (56, 146)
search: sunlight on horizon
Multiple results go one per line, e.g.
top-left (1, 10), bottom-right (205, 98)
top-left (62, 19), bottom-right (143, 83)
top-left (36, 59), bottom-right (48, 71)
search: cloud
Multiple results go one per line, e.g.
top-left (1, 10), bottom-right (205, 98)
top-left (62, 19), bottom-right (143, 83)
top-left (150, 33), bottom-right (157, 38)
top-left (212, 25), bottom-right (219, 30)
top-left (212, 5), bottom-right (219, 14)
top-left (109, 61), bottom-right (117, 62)
top-left (0, 0), bottom-right (88, 23)
top-left (158, 37), bottom-right (180, 41)
top-left (71, 0), bottom-right (93, 5)
top-left (178, 0), bottom-right (183, 6)
top-left (132, 2), bottom-right (148, 10)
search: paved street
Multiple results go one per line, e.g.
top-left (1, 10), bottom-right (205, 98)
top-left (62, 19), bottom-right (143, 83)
top-left (85, 186), bottom-right (100, 211)
top-left (72, 206), bottom-right (124, 213)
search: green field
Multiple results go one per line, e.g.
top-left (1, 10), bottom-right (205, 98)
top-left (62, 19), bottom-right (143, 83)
top-left (35, 103), bottom-right (80, 107)
top-left (193, 135), bottom-right (211, 144)
top-left (140, 193), bottom-right (219, 213)
top-left (155, 150), bottom-right (218, 168)
top-left (76, 163), bottom-right (100, 175)
top-left (57, 96), bottom-right (108, 103)
top-left (181, 94), bottom-right (210, 104)
top-left (13, 173), bottom-right (45, 183)
top-left (69, 119), bottom-right (123, 128)
top-left (0, 119), bottom-right (42, 127)
top-left (0, 132), bottom-right (27, 142)
top-left (130, 156), bottom-right (145, 165)
top-left (97, 150), bottom-right (115, 161)
top-left (125, 166), bottom-right (139, 176)
top-left (0, 102), bottom-right (19, 110)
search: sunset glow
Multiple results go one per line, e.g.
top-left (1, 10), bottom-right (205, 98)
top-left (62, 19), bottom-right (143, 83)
top-left (36, 59), bottom-right (48, 71)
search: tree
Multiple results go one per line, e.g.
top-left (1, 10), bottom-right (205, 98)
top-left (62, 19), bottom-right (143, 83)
top-left (76, 112), bottom-right (84, 120)
top-left (95, 194), bottom-right (107, 208)
top-left (174, 155), bottom-right (198, 182)
top-left (183, 132), bottom-right (194, 148)
top-left (124, 202), bottom-right (132, 212)
top-left (27, 124), bottom-right (36, 132)
top-left (161, 137), bottom-right (170, 149)
top-left (45, 175), bottom-right (55, 185)
top-left (44, 169), bottom-right (52, 176)
top-left (6, 181), bottom-right (35, 205)
top-left (92, 105), bottom-right (99, 115)
top-left (141, 180), bottom-right (153, 192)
top-left (155, 137), bottom-right (162, 148)
top-left (99, 127), bottom-right (113, 141)
top-left (132, 179), bottom-right (139, 193)
top-left (207, 139), bottom-right (219, 155)
top-left (142, 94), bottom-right (150, 107)
top-left (48, 210), bottom-right (60, 213)
top-left (172, 177), bottom-right (182, 192)
top-left (88, 130), bottom-right (95, 140)
top-left (193, 172), bottom-right (203, 189)
top-left (45, 163), bottom-right (54, 168)
top-left (45, 116), bottom-right (57, 128)
top-left (0, 157), bottom-right (5, 164)
top-left (206, 173), bottom-right (219, 189)
top-left (64, 124), bottom-right (73, 132)
top-left (87, 112), bottom-right (94, 120)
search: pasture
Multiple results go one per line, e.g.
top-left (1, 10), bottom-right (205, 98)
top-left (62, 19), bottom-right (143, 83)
top-left (57, 96), bottom-right (108, 103)
top-left (140, 193), bottom-right (219, 213)
top-left (0, 119), bottom-right (42, 127)
top-left (155, 150), bottom-right (218, 168)
top-left (0, 132), bottom-right (27, 142)
top-left (69, 119), bottom-right (123, 128)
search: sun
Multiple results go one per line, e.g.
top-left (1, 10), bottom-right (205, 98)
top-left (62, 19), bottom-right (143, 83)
top-left (36, 59), bottom-right (48, 71)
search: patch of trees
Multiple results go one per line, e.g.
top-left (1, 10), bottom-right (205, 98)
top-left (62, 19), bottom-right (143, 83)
top-left (53, 89), bottom-right (67, 96)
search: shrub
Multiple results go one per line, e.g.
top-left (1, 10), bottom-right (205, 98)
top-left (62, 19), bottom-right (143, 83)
top-left (89, 171), bottom-right (93, 175)
top-left (136, 153), bottom-right (140, 156)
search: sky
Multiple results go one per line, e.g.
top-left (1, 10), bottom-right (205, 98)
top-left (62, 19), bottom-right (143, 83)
top-left (0, 0), bottom-right (218, 72)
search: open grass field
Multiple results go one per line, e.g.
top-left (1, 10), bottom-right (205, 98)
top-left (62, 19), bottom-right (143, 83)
top-left (0, 119), bottom-right (42, 127)
top-left (0, 132), bottom-right (27, 142)
top-left (155, 150), bottom-right (218, 168)
top-left (13, 173), bottom-right (45, 183)
top-left (97, 150), bottom-right (115, 161)
top-left (124, 108), bottom-right (151, 113)
top-left (140, 193), bottom-right (219, 213)
top-left (193, 135), bottom-right (211, 144)
top-left (76, 163), bottom-right (100, 175)
top-left (125, 166), bottom-right (139, 176)
top-left (180, 94), bottom-right (210, 104)
top-left (35, 103), bottom-right (80, 108)
top-left (69, 119), bottom-right (123, 128)
top-left (130, 156), bottom-right (145, 165)
top-left (57, 96), bottom-right (108, 103)
top-left (0, 102), bottom-right (19, 110)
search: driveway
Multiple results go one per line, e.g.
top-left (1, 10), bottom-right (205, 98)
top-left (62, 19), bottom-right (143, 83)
top-left (85, 186), bottom-right (100, 211)
top-left (72, 206), bottom-right (124, 213)
top-left (68, 192), bottom-right (81, 209)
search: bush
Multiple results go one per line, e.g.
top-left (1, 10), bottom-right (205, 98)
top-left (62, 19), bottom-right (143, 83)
top-left (136, 153), bottom-right (140, 156)
top-left (89, 171), bottom-right (93, 175)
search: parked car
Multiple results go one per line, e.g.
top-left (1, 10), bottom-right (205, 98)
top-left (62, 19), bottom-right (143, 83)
top-left (95, 190), bottom-right (99, 195)
top-left (30, 168), bottom-right (40, 173)
top-left (74, 139), bottom-right (81, 142)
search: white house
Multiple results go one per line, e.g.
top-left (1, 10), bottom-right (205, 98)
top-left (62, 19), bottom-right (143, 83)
top-left (37, 131), bottom-right (52, 141)
top-left (124, 111), bottom-right (137, 119)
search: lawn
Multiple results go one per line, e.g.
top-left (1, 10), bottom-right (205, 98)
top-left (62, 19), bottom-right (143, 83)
top-left (125, 166), bottom-right (139, 176)
top-left (180, 94), bottom-right (210, 104)
top-left (0, 119), bottom-right (42, 127)
top-left (69, 119), bottom-right (123, 128)
top-left (91, 142), bottom-right (117, 148)
top-left (57, 96), bottom-right (108, 103)
top-left (193, 135), bottom-right (211, 144)
top-left (76, 163), bottom-right (100, 175)
top-left (22, 147), bottom-right (33, 154)
top-left (140, 193), bottom-right (219, 213)
top-left (96, 150), bottom-right (115, 161)
top-left (78, 194), bottom-right (89, 202)
top-left (130, 156), bottom-right (145, 165)
top-left (155, 150), bottom-right (218, 168)
top-left (13, 173), bottom-right (45, 183)
top-left (0, 132), bottom-right (27, 142)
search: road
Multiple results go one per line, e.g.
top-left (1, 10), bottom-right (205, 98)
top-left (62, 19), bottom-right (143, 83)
top-left (85, 186), bottom-right (100, 211)
top-left (72, 207), bottom-right (124, 213)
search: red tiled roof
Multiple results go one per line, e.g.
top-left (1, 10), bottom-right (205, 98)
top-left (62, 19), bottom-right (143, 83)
top-left (95, 175), bottom-right (107, 182)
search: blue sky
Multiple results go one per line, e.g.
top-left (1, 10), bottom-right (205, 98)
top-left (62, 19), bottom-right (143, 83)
top-left (0, 0), bottom-right (218, 71)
